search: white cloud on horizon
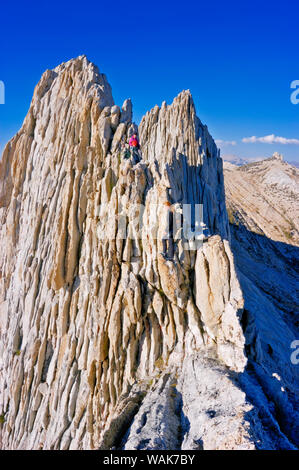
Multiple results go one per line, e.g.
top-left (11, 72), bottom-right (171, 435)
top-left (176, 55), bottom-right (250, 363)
top-left (215, 139), bottom-right (237, 146)
top-left (242, 134), bottom-right (299, 145)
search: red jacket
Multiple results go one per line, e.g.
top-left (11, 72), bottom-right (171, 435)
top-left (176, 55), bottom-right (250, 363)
top-left (129, 136), bottom-right (139, 148)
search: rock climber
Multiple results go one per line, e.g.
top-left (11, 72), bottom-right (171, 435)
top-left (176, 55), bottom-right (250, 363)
top-left (129, 133), bottom-right (141, 164)
top-left (161, 201), bottom-right (174, 259)
top-left (121, 140), bottom-right (131, 160)
top-left (129, 133), bottom-right (140, 150)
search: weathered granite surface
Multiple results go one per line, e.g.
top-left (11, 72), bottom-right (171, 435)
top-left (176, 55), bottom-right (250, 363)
top-left (0, 56), bottom-right (298, 450)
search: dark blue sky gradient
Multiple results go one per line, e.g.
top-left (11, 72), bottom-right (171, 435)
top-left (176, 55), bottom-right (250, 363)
top-left (0, 0), bottom-right (299, 161)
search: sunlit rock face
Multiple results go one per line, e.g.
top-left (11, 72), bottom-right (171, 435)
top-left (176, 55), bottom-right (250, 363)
top-left (0, 56), bottom-right (298, 450)
top-left (223, 155), bottom-right (299, 246)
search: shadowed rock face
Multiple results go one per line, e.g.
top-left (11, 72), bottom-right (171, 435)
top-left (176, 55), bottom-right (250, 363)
top-left (223, 156), bottom-right (299, 450)
top-left (0, 56), bottom-right (297, 450)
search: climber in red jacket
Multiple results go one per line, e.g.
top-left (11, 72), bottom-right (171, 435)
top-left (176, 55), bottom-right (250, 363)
top-left (129, 134), bottom-right (140, 149)
top-left (128, 133), bottom-right (140, 164)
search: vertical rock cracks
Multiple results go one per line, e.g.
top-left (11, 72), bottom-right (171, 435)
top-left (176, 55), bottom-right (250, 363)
top-left (0, 56), bottom-right (258, 450)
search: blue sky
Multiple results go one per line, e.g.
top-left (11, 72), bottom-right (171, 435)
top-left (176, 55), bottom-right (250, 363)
top-left (1, 0), bottom-right (299, 162)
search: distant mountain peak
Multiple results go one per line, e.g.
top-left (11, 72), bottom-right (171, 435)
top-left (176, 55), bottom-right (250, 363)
top-left (271, 152), bottom-right (283, 161)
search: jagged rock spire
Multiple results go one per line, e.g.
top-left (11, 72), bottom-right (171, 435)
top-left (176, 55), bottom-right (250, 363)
top-left (0, 57), bottom-right (252, 450)
top-left (272, 151), bottom-right (283, 161)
